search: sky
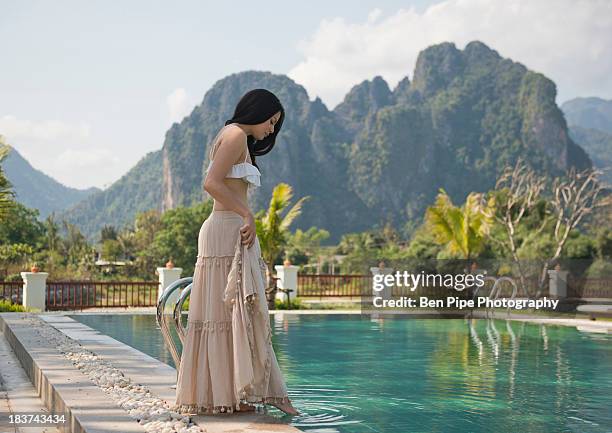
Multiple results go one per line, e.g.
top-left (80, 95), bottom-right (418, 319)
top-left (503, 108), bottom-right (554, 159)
top-left (1, 0), bottom-right (611, 190)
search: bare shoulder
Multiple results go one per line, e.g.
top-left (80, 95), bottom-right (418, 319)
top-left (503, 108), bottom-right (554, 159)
top-left (217, 126), bottom-right (247, 159)
top-left (215, 128), bottom-right (246, 155)
top-left (222, 126), bottom-right (247, 145)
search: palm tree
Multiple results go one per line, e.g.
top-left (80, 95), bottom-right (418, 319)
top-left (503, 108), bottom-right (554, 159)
top-left (256, 183), bottom-right (309, 309)
top-left (44, 213), bottom-right (62, 252)
top-left (425, 188), bottom-right (496, 261)
top-left (116, 230), bottom-right (136, 261)
top-left (61, 221), bottom-right (90, 266)
top-left (100, 225), bottom-right (118, 242)
top-left (0, 138), bottom-right (16, 222)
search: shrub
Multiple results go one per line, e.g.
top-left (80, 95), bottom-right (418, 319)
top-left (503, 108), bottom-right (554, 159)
top-left (585, 259), bottom-right (612, 278)
top-left (274, 298), bottom-right (303, 310)
top-left (0, 299), bottom-right (27, 312)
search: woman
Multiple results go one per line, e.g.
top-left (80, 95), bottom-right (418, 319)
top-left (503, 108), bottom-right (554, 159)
top-left (173, 89), bottom-right (299, 416)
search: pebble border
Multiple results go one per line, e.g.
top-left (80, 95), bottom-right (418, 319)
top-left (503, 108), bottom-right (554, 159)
top-left (20, 313), bottom-right (206, 433)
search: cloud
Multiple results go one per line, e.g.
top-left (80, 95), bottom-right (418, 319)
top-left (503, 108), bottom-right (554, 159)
top-left (55, 148), bottom-right (121, 169)
top-left (0, 115), bottom-right (122, 189)
top-left (167, 88), bottom-right (191, 123)
top-left (367, 8), bottom-right (382, 23)
top-left (49, 148), bottom-right (122, 189)
top-left (0, 115), bottom-right (90, 141)
top-left (288, 0), bottom-right (612, 108)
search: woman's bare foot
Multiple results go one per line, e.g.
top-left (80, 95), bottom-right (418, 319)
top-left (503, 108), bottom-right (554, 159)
top-left (238, 402), bottom-right (256, 412)
top-left (269, 400), bottom-right (300, 415)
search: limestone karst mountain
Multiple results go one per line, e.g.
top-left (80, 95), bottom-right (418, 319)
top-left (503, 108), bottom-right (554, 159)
top-left (60, 41), bottom-right (591, 243)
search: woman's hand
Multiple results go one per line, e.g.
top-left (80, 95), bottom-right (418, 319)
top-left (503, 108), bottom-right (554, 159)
top-left (240, 212), bottom-right (256, 248)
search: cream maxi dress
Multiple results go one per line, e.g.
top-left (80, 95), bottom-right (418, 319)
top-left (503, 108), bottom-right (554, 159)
top-left (173, 125), bottom-right (290, 414)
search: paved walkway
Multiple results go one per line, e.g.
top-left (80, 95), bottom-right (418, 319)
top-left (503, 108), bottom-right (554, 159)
top-left (0, 329), bottom-right (61, 433)
top-left (504, 316), bottom-right (612, 333)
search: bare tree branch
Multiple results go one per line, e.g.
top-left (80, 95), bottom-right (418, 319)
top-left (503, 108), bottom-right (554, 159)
top-left (535, 167), bottom-right (607, 297)
top-left (494, 157), bottom-right (547, 297)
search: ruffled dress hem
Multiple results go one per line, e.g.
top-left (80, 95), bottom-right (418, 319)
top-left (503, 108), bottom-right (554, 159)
top-left (171, 395), bottom-right (292, 415)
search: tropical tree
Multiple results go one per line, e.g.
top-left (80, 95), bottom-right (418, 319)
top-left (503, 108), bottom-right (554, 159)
top-left (425, 187), bottom-right (496, 261)
top-left (99, 224), bottom-right (127, 264)
top-left (148, 201), bottom-right (212, 277)
top-left (0, 200), bottom-right (46, 275)
top-left (100, 225), bottom-right (118, 242)
top-left (285, 227), bottom-right (330, 267)
top-left (57, 221), bottom-right (98, 278)
top-left (129, 209), bottom-right (164, 278)
top-left (116, 230), bottom-right (136, 261)
top-left (101, 239), bottom-right (122, 262)
top-left (0, 138), bottom-right (15, 222)
top-left (0, 243), bottom-right (34, 276)
top-left (44, 213), bottom-right (62, 252)
top-left (255, 183), bottom-right (309, 308)
top-left (533, 166), bottom-right (610, 296)
top-left (0, 201), bottom-right (45, 247)
top-left (493, 158), bottom-right (611, 297)
top-left (335, 231), bottom-right (383, 273)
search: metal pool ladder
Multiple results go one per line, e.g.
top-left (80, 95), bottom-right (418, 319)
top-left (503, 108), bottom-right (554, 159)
top-left (156, 277), bottom-right (193, 378)
top-left (470, 275), bottom-right (518, 318)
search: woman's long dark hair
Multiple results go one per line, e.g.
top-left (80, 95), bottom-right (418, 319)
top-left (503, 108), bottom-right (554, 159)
top-left (224, 88), bottom-right (285, 169)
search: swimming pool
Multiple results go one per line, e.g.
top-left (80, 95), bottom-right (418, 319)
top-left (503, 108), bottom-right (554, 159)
top-left (70, 314), bottom-right (611, 433)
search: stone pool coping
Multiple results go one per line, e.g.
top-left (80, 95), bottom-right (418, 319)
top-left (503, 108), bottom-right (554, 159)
top-left (1, 313), bottom-right (147, 433)
top-left (0, 326), bottom-right (62, 433)
top-left (0, 313), bottom-right (303, 433)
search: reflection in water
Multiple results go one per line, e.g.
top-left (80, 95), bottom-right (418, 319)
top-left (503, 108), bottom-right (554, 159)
top-left (71, 314), bottom-right (612, 433)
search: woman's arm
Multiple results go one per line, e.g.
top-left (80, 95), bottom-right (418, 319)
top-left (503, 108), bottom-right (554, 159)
top-left (203, 127), bottom-right (252, 219)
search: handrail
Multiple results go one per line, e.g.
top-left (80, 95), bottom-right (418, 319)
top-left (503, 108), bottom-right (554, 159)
top-left (174, 282), bottom-right (193, 342)
top-left (155, 277), bottom-right (193, 374)
top-left (470, 275), bottom-right (518, 318)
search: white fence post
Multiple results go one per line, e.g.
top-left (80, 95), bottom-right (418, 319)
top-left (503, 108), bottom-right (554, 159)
top-left (156, 261), bottom-right (183, 302)
top-left (548, 268), bottom-right (568, 298)
top-left (274, 262), bottom-right (299, 303)
top-left (370, 261), bottom-right (394, 301)
top-left (20, 271), bottom-right (48, 312)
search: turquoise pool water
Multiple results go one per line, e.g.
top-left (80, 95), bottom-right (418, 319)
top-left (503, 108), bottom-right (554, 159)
top-left (70, 314), bottom-right (612, 433)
